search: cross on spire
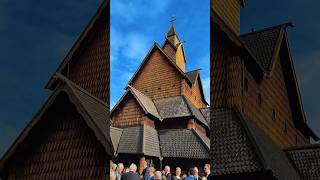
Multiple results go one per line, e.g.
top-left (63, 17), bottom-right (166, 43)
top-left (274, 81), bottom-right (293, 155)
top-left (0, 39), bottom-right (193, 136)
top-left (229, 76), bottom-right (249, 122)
top-left (170, 16), bottom-right (176, 24)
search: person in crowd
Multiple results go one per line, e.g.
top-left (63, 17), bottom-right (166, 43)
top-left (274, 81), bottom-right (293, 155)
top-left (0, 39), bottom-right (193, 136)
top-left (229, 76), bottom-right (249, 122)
top-left (147, 167), bottom-right (155, 180)
top-left (163, 165), bottom-right (172, 180)
top-left (124, 167), bottom-right (130, 173)
top-left (193, 167), bottom-right (200, 180)
top-left (154, 171), bottom-right (162, 180)
top-left (181, 174), bottom-right (187, 180)
top-left (173, 167), bottom-right (181, 180)
top-left (142, 160), bottom-right (149, 180)
top-left (201, 177), bottom-right (207, 180)
top-left (203, 164), bottom-right (211, 180)
top-left (184, 168), bottom-right (195, 180)
top-left (121, 163), bottom-right (140, 180)
top-left (110, 162), bottom-right (117, 180)
top-left (116, 163), bottom-right (124, 180)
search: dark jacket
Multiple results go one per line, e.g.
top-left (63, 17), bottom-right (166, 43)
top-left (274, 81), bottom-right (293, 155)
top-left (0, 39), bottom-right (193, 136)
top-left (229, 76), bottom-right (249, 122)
top-left (121, 171), bottom-right (140, 180)
top-left (165, 173), bottom-right (173, 180)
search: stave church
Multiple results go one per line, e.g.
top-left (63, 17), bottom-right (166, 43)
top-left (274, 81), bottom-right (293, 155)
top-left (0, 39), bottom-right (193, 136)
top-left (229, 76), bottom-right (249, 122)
top-left (109, 24), bottom-right (210, 171)
top-left (211, 0), bottom-right (320, 179)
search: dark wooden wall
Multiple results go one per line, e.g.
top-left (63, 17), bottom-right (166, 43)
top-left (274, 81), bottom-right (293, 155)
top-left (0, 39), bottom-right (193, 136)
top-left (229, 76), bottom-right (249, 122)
top-left (3, 94), bottom-right (108, 180)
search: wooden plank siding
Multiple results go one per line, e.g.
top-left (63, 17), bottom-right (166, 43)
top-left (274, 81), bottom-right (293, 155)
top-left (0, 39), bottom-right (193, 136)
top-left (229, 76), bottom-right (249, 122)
top-left (212, 0), bottom-right (242, 34)
top-left (182, 79), bottom-right (207, 109)
top-left (67, 10), bottom-right (109, 103)
top-left (112, 94), bottom-right (154, 128)
top-left (131, 48), bottom-right (182, 100)
top-left (242, 56), bottom-right (308, 148)
top-left (211, 15), bottom-right (307, 149)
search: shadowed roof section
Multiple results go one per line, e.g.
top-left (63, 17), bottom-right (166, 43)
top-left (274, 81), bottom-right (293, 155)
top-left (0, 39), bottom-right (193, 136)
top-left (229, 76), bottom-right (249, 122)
top-left (241, 22), bottom-right (294, 74)
top-left (0, 74), bottom-right (113, 172)
top-left (154, 96), bottom-right (208, 127)
top-left (114, 125), bottom-right (161, 157)
top-left (285, 143), bottom-right (320, 179)
top-left (211, 107), bottom-right (301, 179)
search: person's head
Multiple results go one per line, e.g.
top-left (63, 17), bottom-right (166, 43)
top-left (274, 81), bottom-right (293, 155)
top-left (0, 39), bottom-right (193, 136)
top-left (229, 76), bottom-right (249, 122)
top-left (204, 164), bottom-right (211, 175)
top-left (193, 167), bottom-right (199, 176)
top-left (124, 167), bottom-right (130, 173)
top-left (117, 163), bottom-right (124, 173)
top-left (187, 168), bottom-right (194, 176)
top-left (111, 163), bottom-right (117, 171)
top-left (148, 167), bottom-right (155, 177)
top-left (175, 167), bottom-right (181, 176)
top-left (164, 165), bottom-right (170, 174)
top-left (154, 171), bottom-right (162, 180)
top-left (129, 163), bottom-right (137, 173)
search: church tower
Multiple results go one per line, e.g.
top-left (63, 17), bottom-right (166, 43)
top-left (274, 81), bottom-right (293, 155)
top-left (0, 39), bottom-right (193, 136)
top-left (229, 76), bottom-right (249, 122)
top-left (162, 24), bottom-right (187, 72)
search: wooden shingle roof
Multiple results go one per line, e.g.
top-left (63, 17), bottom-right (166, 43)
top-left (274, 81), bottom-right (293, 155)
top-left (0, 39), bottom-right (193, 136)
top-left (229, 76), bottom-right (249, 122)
top-left (110, 126), bottom-right (210, 160)
top-left (211, 107), bottom-right (302, 179)
top-left (285, 144), bottom-right (320, 179)
top-left (159, 129), bottom-right (210, 159)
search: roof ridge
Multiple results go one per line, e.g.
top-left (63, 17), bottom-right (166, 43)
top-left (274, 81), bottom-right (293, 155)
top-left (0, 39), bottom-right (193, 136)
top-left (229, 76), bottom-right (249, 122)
top-left (191, 129), bottom-right (210, 152)
top-left (241, 22), bottom-right (294, 37)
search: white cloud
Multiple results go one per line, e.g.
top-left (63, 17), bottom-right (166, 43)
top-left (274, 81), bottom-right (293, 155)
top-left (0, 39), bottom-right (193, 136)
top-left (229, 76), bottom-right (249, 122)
top-left (202, 77), bottom-right (210, 104)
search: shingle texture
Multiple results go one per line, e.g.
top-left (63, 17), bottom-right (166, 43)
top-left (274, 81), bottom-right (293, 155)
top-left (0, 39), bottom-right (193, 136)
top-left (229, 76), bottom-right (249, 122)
top-left (286, 144), bottom-right (320, 180)
top-left (116, 125), bottom-right (161, 157)
top-left (241, 25), bottom-right (283, 72)
top-left (211, 108), bottom-right (301, 179)
top-left (110, 126), bottom-right (210, 159)
top-left (200, 108), bottom-right (210, 123)
top-left (154, 96), bottom-right (208, 127)
top-left (159, 129), bottom-right (210, 159)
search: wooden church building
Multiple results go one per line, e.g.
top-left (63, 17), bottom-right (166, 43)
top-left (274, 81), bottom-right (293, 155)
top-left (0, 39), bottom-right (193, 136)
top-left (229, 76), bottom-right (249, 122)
top-left (0, 1), bottom-right (112, 179)
top-left (110, 25), bottom-right (210, 170)
top-left (211, 0), bottom-right (320, 179)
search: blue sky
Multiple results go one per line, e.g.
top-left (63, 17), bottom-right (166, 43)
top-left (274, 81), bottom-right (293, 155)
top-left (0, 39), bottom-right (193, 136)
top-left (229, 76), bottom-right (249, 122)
top-left (0, 0), bottom-right (101, 156)
top-left (241, 0), bottom-right (320, 140)
top-left (110, 0), bottom-right (210, 108)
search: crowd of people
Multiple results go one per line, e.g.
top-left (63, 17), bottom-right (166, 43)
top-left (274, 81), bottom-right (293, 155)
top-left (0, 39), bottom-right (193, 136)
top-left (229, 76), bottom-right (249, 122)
top-left (110, 160), bottom-right (211, 180)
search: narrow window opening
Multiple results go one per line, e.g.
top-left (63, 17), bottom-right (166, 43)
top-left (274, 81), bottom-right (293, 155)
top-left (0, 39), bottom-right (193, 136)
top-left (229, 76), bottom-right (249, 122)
top-left (272, 109), bottom-right (276, 121)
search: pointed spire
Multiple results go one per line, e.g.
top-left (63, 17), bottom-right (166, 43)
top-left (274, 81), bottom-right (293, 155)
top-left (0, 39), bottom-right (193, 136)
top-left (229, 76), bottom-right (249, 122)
top-left (166, 24), bottom-right (180, 47)
top-left (166, 24), bottom-right (177, 37)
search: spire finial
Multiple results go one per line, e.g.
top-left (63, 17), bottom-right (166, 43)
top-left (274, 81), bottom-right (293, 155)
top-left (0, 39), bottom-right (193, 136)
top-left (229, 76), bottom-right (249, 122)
top-left (170, 15), bottom-right (176, 24)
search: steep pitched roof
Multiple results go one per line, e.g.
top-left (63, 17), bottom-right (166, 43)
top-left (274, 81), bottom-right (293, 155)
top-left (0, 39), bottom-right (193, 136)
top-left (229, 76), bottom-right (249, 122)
top-left (211, 107), bottom-right (301, 179)
top-left (115, 125), bottom-right (161, 157)
top-left (285, 143), bottom-right (320, 179)
top-left (241, 23), bottom-right (319, 141)
top-left (241, 22), bottom-right (294, 74)
top-left (159, 129), bottom-right (210, 159)
top-left (45, 1), bottom-right (108, 89)
top-left (111, 85), bottom-right (161, 120)
top-left (127, 42), bottom-right (186, 86)
top-left (0, 74), bottom-right (113, 172)
top-left (200, 107), bottom-right (210, 123)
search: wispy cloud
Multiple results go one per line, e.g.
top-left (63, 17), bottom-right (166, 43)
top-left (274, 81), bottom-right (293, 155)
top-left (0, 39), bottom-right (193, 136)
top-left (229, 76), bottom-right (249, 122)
top-left (111, 0), bottom-right (170, 24)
